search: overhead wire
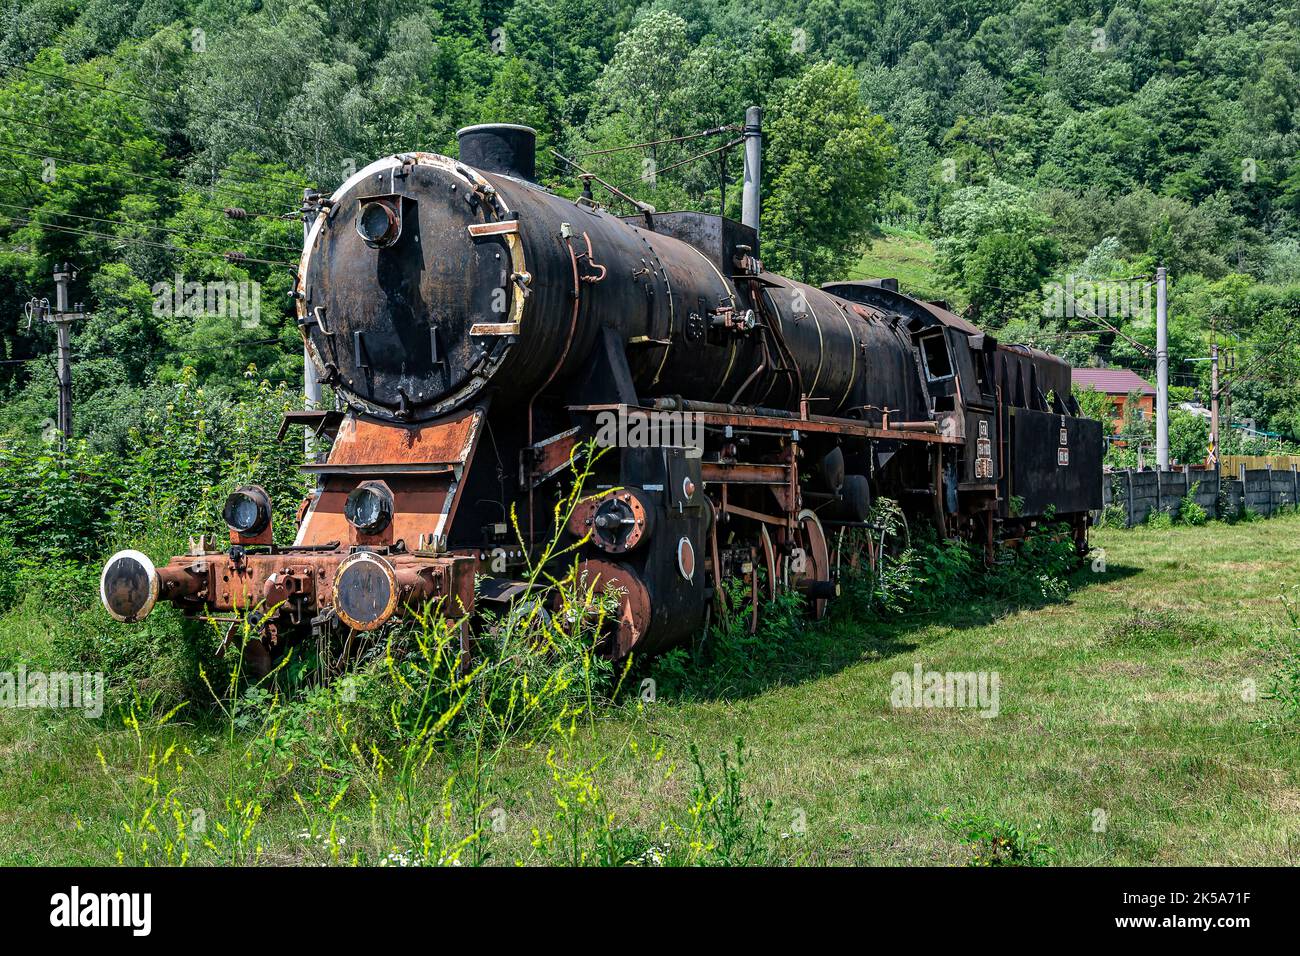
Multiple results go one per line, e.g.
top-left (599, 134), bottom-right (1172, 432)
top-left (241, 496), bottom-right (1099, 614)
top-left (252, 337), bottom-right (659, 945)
top-left (0, 59), bottom-right (319, 181)
top-left (0, 199), bottom-right (304, 255)
top-left (0, 111), bottom-right (308, 198)
top-left (576, 124), bottom-right (741, 157)
top-left (4, 215), bottom-right (296, 267)
top-left (0, 143), bottom-right (295, 218)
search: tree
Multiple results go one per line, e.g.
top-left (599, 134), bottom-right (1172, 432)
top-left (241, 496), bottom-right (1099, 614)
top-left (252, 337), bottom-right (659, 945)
top-left (762, 62), bottom-right (894, 283)
top-left (590, 10), bottom-right (690, 160)
top-left (935, 179), bottom-right (1057, 324)
top-left (1169, 408), bottom-right (1209, 465)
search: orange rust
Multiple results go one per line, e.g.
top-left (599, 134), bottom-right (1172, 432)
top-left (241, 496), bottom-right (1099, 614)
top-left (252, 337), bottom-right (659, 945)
top-left (578, 557), bottom-right (651, 658)
top-left (326, 405), bottom-right (481, 468)
top-left (300, 477), bottom-right (454, 549)
top-left (700, 461), bottom-right (787, 484)
top-left (296, 407), bottom-right (486, 549)
top-left (154, 550), bottom-right (477, 619)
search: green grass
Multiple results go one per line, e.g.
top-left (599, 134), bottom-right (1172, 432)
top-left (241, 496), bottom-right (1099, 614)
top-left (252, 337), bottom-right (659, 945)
top-left (855, 226), bottom-right (959, 306)
top-left (2, 516), bottom-right (1298, 865)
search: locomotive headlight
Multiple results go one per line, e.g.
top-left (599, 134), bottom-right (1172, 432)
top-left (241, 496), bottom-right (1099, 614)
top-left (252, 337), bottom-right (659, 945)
top-left (356, 199), bottom-right (400, 247)
top-left (333, 551), bottom-right (399, 631)
top-left (100, 549), bottom-right (160, 623)
top-left (344, 481), bottom-right (394, 535)
top-left (223, 485), bottom-right (272, 535)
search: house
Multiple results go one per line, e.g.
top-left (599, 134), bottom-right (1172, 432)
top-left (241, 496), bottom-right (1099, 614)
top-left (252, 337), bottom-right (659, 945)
top-left (1072, 367), bottom-right (1155, 433)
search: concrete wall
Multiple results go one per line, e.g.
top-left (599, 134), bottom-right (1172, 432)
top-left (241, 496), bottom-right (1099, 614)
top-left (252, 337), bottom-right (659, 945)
top-left (1097, 463), bottom-right (1300, 522)
top-left (1098, 464), bottom-right (1300, 526)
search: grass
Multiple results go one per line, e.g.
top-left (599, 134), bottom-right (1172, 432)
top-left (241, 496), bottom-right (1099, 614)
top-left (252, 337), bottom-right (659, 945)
top-left (855, 226), bottom-right (959, 306)
top-left (2, 516), bottom-right (1299, 865)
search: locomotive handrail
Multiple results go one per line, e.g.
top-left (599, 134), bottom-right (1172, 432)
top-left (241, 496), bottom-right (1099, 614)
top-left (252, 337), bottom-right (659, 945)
top-left (567, 403), bottom-right (962, 444)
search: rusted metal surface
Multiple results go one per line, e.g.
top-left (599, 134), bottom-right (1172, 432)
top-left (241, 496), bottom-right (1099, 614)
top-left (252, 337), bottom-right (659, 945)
top-left (569, 403), bottom-right (962, 445)
top-left (578, 557), bottom-right (651, 658)
top-left (314, 406), bottom-right (482, 470)
top-left (569, 489), bottom-right (652, 554)
top-left (526, 426), bottom-right (580, 488)
top-left (136, 549), bottom-right (476, 624)
top-left (699, 461), bottom-right (788, 484)
top-left (295, 406), bottom-right (485, 550)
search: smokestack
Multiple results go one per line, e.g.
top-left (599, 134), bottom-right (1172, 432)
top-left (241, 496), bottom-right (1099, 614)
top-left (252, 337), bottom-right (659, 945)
top-left (456, 124), bottom-right (538, 182)
top-left (741, 106), bottom-right (762, 241)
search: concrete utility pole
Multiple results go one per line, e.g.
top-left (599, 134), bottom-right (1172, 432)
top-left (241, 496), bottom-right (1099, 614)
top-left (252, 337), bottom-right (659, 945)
top-left (24, 262), bottom-right (87, 452)
top-left (741, 106), bottom-right (762, 242)
top-left (1155, 265), bottom-right (1169, 470)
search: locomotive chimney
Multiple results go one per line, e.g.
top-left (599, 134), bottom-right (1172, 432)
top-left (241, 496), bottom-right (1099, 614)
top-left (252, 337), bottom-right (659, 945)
top-left (456, 123), bottom-right (538, 183)
top-left (742, 106), bottom-right (762, 241)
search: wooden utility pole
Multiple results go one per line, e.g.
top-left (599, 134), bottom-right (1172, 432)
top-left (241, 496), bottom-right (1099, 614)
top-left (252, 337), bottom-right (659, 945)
top-left (1209, 338), bottom-right (1219, 469)
top-left (24, 262), bottom-right (87, 451)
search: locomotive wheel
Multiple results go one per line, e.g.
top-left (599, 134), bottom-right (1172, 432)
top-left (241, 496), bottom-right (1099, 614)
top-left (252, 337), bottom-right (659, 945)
top-left (217, 621), bottom-right (279, 682)
top-left (242, 635), bottom-right (276, 681)
top-left (789, 509), bottom-right (832, 619)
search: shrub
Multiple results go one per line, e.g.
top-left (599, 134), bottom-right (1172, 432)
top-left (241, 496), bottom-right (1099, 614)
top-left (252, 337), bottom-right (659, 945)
top-left (0, 443), bottom-right (122, 563)
top-left (1179, 482), bottom-right (1208, 525)
top-left (1098, 502), bottom-right (1128, 529)
top-left (938, 808), bottom-right (1055, 866)
top-left (1146, 509), bottom-right (1174, 530)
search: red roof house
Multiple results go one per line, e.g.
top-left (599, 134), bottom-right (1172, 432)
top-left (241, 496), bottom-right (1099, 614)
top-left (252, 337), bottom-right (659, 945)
top-left (1072, 367), bottom-right (1155, 433)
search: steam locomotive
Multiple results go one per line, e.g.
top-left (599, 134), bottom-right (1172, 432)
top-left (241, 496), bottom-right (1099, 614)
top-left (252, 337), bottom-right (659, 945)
top-left (100, 123), bottom-right (1102, 669)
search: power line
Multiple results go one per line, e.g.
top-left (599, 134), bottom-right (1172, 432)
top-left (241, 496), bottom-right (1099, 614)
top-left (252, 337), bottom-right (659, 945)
top-left (4, 215), bottom-right (295, 267)
top-left (0, 60), bottom-right (316, 169)
top-left (577, 124), bottom-right (741, 157)
top-left (0, 111), bottom-right (309, 196)
top-left (0, 199), bottom-right (303, 255)
top-left (0, 144), bottom-right (294, 218)
top-left (0, 335), bottom-right (286, 366)
top-left (611, 137), bottom-right (742, 192)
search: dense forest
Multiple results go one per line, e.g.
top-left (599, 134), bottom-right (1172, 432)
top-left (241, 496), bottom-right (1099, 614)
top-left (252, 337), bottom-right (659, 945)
top-left (1, 0), bottom-right (1299, 465)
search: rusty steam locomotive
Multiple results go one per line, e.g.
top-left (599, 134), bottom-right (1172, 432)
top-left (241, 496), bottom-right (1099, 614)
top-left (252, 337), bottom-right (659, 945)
top-left (100, 123), bottom-right (1102, 667)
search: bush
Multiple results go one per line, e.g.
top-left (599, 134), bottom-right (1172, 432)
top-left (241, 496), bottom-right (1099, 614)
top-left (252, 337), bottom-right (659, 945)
top-left (0, 443), bottom-right (122, 563)
top-left (1179, 482), bottom-right (1208, 525)
top-left (1098, 502), bottom-right (1128, 529)
top-left (939, 808), bottom-right (1056, 866)
top-left (1146, 509), bottom-right (1174, 530)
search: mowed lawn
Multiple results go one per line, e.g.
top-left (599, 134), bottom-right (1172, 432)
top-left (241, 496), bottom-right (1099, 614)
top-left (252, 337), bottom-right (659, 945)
top-left (1, 517), bottom-right (1298, 865)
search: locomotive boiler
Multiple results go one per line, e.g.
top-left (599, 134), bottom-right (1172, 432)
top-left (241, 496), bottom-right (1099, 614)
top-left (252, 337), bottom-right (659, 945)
top-left (100, 123), bottom-right (1102, 670)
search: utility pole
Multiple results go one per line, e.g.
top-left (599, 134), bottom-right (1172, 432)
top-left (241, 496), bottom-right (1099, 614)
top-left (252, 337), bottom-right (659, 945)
top-left (1155, 265), bottom-right (1169, 470)
top-left (24, 262), bottom-right (87, 452)
top-left (1208, 338), bottom-right (1219, 469)
top-left (302, 189), bottom-right (321, 459)
top-left (741, 106), bottom-right (762, 243)
top-left (1189, 329), bottom-right (1222, 468)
